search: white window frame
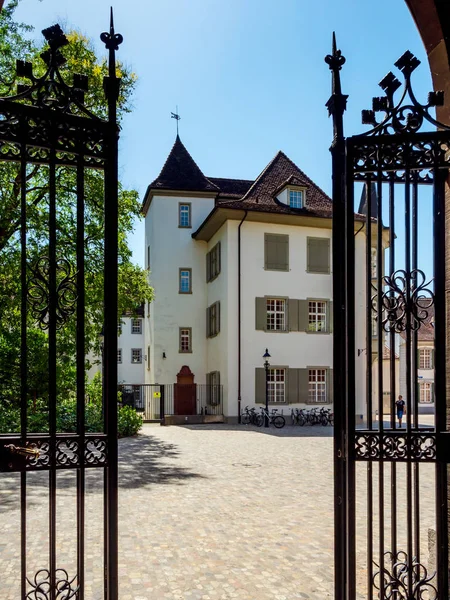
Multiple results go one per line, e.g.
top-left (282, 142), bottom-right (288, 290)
top-left (419, 348), bottom-right (432, 370)
top-left (179, 328), bottom-right (192, 353)
top-left (419, 381), bottom-right (433, 403)
top-left (179, 203), bottom-right (191, 228)
top-left (267, 368), bottom-right (286, 403)
top-left (266, 298), bottom-right (286, 331)
top-left (117, 349), bottom-right (122, 363)
top-left (371, 247), bottom-right (377, 279)
top-left (131, 318), bottom-right (142, 334)
top-left (289, 189), bottom-right (303, 209)
top-left (308, 369), bottom-right (327, 404)
top-left (308, 300), bottom-right (327, 332)
top-left (179, 269), bottom-right (191, 294)
top-left (131, 348), bottom-right (142, 364)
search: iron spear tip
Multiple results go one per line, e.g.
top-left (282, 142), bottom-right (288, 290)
top-left (332, 31), bottom-right (337, 54)
top-left (110, 6), bottom-right (114, 32)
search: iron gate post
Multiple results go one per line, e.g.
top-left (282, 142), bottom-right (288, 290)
top-left (160, 385), bottom-right (166, 426)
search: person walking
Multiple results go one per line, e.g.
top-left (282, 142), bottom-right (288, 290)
top-left (395, 395), bottom-right (406, 428)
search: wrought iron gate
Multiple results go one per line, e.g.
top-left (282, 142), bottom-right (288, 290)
top-left (0, 17), bottom-right (122, 600)
top-left (327, 37), bottom-right (449, 599)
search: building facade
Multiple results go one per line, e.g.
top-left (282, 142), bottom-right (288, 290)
top-left (142, 136), bottom-right (378, 422)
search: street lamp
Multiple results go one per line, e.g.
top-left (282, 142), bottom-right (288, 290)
top-left (263, 348), bottom-right (271, 428)
top-left (98, 328), bottom-right (105, 420)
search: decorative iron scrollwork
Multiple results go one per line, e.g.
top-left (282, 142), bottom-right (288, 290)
top-left (355, 433), bottom-right (436, 462)
top-left (85, 438), bottom-right (107, 466)
top-left (56, 439), bottom-right (79, 466)
top-left (373, 551), bottom-right (437, 600)
top-left (355, 433), bottom-right (380, 460)
top-left (371, 269), bottom-right (434, 333)
top-left (26, 568), bottom-right (79, 599)
top-left (28, 257), bottom-right (77, 330)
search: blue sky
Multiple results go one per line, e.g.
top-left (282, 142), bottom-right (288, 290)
top-left (14, 0), bottom-right (434, 276)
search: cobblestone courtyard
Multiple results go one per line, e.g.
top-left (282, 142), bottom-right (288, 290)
top-left (0, 421), bottom-right (436, 599)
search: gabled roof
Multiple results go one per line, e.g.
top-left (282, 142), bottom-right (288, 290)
top-left (148, 135), bottom-right (219, 193)
top-left (208, 177), bottom-right (254, 200)
top-left (217, 151), bottom-right (333, 217)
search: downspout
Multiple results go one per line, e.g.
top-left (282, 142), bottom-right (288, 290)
top-left (237, 210), bottom-right (248, 423)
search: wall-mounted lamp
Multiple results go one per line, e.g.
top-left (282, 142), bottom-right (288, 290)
top-left (357, 349), bottom-right (366, 357)
top-left (162, 352), bottom-right (167, 359)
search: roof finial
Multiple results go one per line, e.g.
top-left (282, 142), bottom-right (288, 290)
top-left (110, 6), bottom-right (114, 32)
top-left (325, 32), bottom-right (347, 144)
top-left (171, 105), bottom-right (181, 136)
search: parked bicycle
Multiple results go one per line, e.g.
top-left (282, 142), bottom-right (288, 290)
top-left (259, 407), bottom-right (285, 429)
top-left (241, 405), bottom-right (263, 427)
top-left (290, 407), bottom-right (333, 426)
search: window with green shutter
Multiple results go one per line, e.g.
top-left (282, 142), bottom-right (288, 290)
top-left (264, 233), bottom-right (289, 271)
top-left (206, 301), bottom-right (220, 337)
top-left (307, 237), bottom-right (330, 274)
top-left (206, 242), bottom-right (221, 282)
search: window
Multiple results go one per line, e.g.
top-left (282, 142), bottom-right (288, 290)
top-left (179, 203), bottom-right (191, 228)
top-left (309, 369), bottom-right (327, 403)
top-left (179, 268), bottom-right (192, 294)
top-left (206, 242), bottom-right (221, 282)
top-left (206, 371), bottom-right (221, 405)
top-left (267, 368), bottom-right (286, 403)
top-left (371, 247), bottom-right (377, 279)
top-left (147, 345), bottom-right (150, 370)
top-left (307, 237), bottom-right (330, 274)
top-left (289, 189), bottom-right (303, 208)
top-left (264, 233), bottom-right (289, 271)
top-left (131, 318), bottom-right (142, 334)
top-left (372, 315), bottom-right (378, 338)
top-left (308, 301), bottom-right (327, 332)
top-left (266, 298), bottom-right (286, 331)
top-left (117, 349), bottom-right (122, 363)
top-left (207, 302), bottom-right (220, 337)
top-left (117, 322), bottom-right (122, 335)
top-left (419, 382), bottom-right (433, 403)
top-left (179, 328), bottom-right (192, 353)
top-left (131, 348), bottom-right (142, 363)
top-left (419, 348), bottom-right (433, 369)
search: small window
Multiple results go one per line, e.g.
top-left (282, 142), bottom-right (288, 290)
top-left (179, 328), bottom-right (192, 353)
top-left (179, 268), bottom-right (192, 294)
top-left (131, 348), bottom-right (142, 364)
top-left (179, 203), bottom-right (191, 228)
top-left (308, 369), bottom-right (327, 403)
top-left (266, 298), bottom-right (286, 331)
top-left (371, 247), bottom-right (377, 279)
top-left (117, 349), bottom-right (122, 363)
top-left (131, 318), bottom-right (142, 334)
top-left (206, 242), bottom-right (221, 282)
top-left (419, 348), bottom-right (432, 370)
top-left (264, 233), bottom-right (289, 271)
top-left (268, 368), bottom-right (286, 403)
top-left (289, 189), bottom-right (303, 208)
top-left (419, 382), bottom-right (433, 403)
top-left (307, 237), bottom-right (330, 274)
top-left (207, 301), bottom-right (220, 337)
top-left (308, 301), bottom-right (327, 332)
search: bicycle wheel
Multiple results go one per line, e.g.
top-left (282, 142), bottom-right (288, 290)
top-left (321, 415), bottom-right (328, 426)
top-left (241, 413), bottom-right (250, 425)
top-left (255, 414), bottom-right (264, 427)
top-left (272, 415), bottom-right (285, 429)
top-left (298, 416), bottom-right (306, 426)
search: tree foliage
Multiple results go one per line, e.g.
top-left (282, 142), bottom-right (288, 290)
top-left (0, 1), bottom-right (152, 410)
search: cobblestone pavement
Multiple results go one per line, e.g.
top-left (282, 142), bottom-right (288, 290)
top-left (0, 420), bottom-right (436, 599)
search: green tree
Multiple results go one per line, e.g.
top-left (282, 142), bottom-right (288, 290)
top-left (0, 1), bottom-right (153, 410)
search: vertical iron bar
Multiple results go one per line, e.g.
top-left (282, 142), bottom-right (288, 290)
top-left (404, 170), bottom-right (413, 598)
top-left (160, 385), bottom-right (165, 426)
top-left (76, 156), bottom-right (85, 599)
top-left (411, 174), bottom-right (420, 565)
top-left (433, 167), bottom-right (448, 598)
top-left (376, 174), bottom-right (385, 599)
top-left (20, 144), bottom-right (27, 600)
top-left (48, 148), bottom-right (57, 600)
top-left (388, 174), bottom-right (397, 562)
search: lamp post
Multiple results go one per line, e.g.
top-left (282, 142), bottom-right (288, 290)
top-left (263, 348), bottom-right (271, 428)
top-left (98, 329), bottom-right (105, 421)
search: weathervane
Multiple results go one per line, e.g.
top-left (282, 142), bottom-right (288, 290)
top-left (171, 106), bottom-right (180, 135)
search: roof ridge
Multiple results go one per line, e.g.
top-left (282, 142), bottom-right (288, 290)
top-left (277, 150), bottom-right (332, 203)
top-left (240, 150), bottom-right (284, 201)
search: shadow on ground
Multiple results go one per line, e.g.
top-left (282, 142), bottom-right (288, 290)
top-left (0, 433), bottom-right (206, 511)
top-left (179, 423), bottom-right (334, 437)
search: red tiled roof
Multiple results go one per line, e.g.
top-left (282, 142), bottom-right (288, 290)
top-left (398, 302), bottom-right (435, 341)
top-left (382, 345), bottom-right (399, 360)
top-left (208, 177), bottom-right (253, 200)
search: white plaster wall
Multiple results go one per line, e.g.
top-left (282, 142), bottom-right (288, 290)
top-left (276, 188), bottom-right (288, 206)
top-left (117, 317), bottom-right (145, 384)
top-left (145, 193), bottom-right (215, 385)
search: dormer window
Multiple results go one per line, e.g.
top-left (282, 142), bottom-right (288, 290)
top-left (289, 189), bottom-right (304, 208)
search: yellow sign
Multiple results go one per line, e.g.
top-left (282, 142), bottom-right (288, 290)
top-left (153, 391), bottom-right (161, 398)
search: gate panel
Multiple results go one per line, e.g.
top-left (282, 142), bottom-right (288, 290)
top-left (0, 19), bottom-right (122, 599)
top-left (328, 40), bottom-right (449, 599)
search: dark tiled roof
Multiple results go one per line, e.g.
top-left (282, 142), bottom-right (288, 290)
top-left (399, 302), bottom-right (435, 341)
top-left (359, 182), bottom-right (378, 219)
top-left (217, 151), bottom-right (333, 217)
top-left (149, 135), bottom-right (219, 193)
top-left (208, 177), bottom-right (253, 200)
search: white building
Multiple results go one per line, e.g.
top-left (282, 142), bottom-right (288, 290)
top-left (141, 135), bottom-right (378, 423)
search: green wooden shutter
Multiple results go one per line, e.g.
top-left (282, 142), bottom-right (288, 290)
top-left (217, 242), bottom-right (221, 275)
top-left (431, 349), bottom-right (435, 369)
top-left (298, 300), bottom-right (309, 332)
top-left (255, 297), bottom-right (267, 330)
top-left (265, 233), bottom-right (289, 271)
top-left (289, 299), bottom-right (299, 331)
top-left (206, 306), bottom-right (210, 338)
top-left (328, 301), bottom-right (333, 333)
top-left (287, 368), bottom-right (299, 403)
top-left (307, 238), bottom-right (330, 273)
top-left (206, 251), bottom-right (211, 282)
top-left (255, 368), bottom-right (265, 404)
top-left (327, 368), bottom-right (333, 403)
top-left (417, 348), bottom-right (421, 368)
top-left (298, 369), bottom-right (309, 404)
top-left (432, 382), bottom-right (435, 403)
top-left (216, 301), bottom-right (221, 334)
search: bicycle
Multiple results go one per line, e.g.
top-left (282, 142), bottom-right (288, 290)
top-left (291, 408), bottom-right (307, 426)
top-left (259, 407), bottom-right (285, 428)
top-left (241, 405), bottom-right (263, 427)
